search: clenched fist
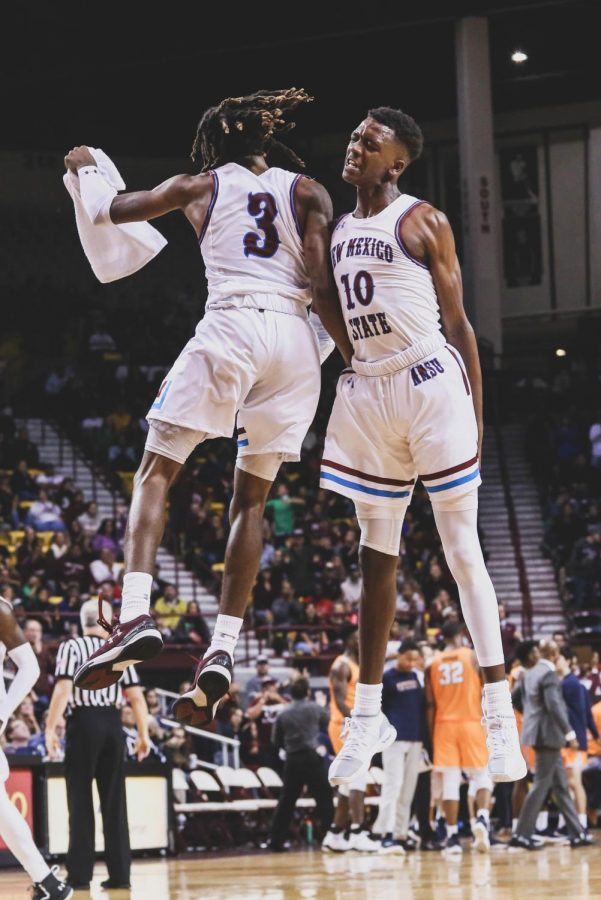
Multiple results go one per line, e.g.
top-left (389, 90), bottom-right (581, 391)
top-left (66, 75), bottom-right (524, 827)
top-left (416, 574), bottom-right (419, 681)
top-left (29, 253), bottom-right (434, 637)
top-left (64, 146), bottom-right (97, 174)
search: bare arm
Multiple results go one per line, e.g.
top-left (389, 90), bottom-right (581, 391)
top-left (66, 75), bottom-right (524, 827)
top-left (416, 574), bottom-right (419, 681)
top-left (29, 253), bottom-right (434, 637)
top-left (64, 146), bottom-right (214, 236)
top-left (125, 685), bottom-right (151, 761)
top-left (0, 598), bottom-right (40, 734)
top-left (330, 661), bottom-right (352, 718)
top-left (424, 667), bottom-right (436, 740)
top-left (296, 178), bottom-right (353, 366)
top-left (45, 679), bottom-right (72, 759)
top-left (408, 206), bottom-right (483, 460)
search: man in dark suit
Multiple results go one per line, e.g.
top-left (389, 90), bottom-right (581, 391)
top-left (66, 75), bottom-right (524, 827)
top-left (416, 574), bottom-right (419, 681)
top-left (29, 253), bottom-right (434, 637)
top-left (510, 639), bottom-right (591, 849)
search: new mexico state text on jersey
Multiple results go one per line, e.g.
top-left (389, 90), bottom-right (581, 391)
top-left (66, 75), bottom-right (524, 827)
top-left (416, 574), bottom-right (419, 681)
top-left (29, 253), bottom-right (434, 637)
top-left (330, 195), bottom-right (442, 363)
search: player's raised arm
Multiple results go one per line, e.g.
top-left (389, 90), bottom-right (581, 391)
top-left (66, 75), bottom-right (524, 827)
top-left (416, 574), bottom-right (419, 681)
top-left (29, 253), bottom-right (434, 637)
top-left (0, 598), bottom-right (40, 735)
top-left (416, 205), bottom-right (484, 460)
top-left (64, 146), bottom-right (214, 234)
top-left (296, 178), bottom-right (353, 367)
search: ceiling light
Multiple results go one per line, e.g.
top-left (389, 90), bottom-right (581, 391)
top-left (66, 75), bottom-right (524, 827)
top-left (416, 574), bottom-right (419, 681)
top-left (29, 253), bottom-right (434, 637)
top-left (511, 49), bottom-right (528, 63)
top-left (555, 348), bottom-right (567, 357)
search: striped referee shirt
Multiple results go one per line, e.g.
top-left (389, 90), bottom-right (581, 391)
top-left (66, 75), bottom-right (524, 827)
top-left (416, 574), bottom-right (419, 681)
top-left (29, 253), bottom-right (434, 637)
top-left (55, 635), bottom-right (139, 712)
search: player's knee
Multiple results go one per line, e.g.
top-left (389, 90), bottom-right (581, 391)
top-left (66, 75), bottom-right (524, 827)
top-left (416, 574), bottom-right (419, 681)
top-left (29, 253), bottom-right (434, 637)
top-left (444, 542), bottom-right (482, 586)
top-left (236, 453), bottom-right (282, 484)
top-left (441, 768), bottom-right (462, 802)
top-left (356, 500), bottom-right (406, 559)
top-left (133, 450), bottom-right (181, 492)
top-left (469, 768), bottom-right (493, 794)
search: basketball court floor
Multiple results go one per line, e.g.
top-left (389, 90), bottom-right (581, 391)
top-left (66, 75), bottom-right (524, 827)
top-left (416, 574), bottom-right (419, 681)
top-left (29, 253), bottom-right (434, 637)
top-left (4, 845), bottom-right (601, 899)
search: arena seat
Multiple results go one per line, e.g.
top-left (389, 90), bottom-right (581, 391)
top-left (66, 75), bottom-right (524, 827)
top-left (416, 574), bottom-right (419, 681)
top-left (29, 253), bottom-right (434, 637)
top-left (214, 766), bottom-right (262, 811)
top-left (256, 767), bottom-right (283, 790)
top-left (189, 769), bottom-right (221, 793)
top-left (172, 767), bottom-right (189, 804)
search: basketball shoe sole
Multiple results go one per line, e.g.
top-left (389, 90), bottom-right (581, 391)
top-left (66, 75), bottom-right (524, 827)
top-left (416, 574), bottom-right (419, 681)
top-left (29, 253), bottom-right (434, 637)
top-left (171, 650), bottom-right (233, 727)
top-left (73, 615), bottom-right (163, 690)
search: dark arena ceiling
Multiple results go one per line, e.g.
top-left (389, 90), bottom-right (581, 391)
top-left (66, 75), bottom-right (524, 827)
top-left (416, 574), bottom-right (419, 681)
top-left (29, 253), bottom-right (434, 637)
top-left (2, 0), bottom-right (597, 156)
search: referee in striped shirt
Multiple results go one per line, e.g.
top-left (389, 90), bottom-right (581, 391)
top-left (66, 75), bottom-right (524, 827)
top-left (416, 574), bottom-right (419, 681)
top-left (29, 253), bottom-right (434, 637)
top-left (45, 598), bottom-right (150, 890)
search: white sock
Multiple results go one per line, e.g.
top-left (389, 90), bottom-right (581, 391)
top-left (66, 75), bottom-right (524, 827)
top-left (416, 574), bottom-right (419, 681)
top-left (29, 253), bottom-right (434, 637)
top-left (0, 785), bottom-right (50, 882)
top-left (207, 614), bottom-right (243, 658)
top-left (121, 571), bottom-right (153, 623)
top-left (536, 811), bottom-right (548, 831)
top-left (447, 824), bottom-right (458, 838)
top-left (353, 682), bottom-right (383, 718)
top-left (512, 817), bottom-right (518, 832)
top-left (483, 680), bottom-right (514, 717)
top-left (579, 812), bottom-right (587, 828)
top-left (433, 507), bottom-right (505, 667)
top-left (476, 808), bottom-right (490, 825)
top-left (558, 814), bottom-right (566, 829)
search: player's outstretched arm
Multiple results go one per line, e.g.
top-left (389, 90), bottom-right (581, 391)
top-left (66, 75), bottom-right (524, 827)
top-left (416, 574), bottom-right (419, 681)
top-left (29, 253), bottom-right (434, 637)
top-left (297, 178), bottom-right (353, 367)
top-left (417, 206), bottom-right (484, 461)
top-left (64, 146), bottom-right (213, 233)
top-left (0, 598), bottom-right (40, 736)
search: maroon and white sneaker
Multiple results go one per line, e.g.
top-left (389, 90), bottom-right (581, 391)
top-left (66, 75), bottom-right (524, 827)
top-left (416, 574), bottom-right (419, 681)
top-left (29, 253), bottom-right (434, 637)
top-left (171, 650), bottom-right (233, 727)
top-left (74, 609), bottom-right (163, 690)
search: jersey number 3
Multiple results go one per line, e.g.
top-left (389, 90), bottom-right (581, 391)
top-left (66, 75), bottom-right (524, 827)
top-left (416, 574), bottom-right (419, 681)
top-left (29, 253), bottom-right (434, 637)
top-left (243, 192), bottom-right (280, 259)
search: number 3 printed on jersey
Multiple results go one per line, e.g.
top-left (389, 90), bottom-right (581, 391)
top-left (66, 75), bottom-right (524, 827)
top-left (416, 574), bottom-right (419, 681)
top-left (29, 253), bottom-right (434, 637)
top-left (243, 192), bottom-right (280, 258)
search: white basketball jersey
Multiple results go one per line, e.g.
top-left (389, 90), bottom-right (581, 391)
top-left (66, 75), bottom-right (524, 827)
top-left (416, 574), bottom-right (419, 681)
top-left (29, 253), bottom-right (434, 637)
top-left (0, 640), bottom-right (6, 705)
top-left (330, 194), bottom-right (441, 363)
top-left (200, 162), bottom-right (310, 309)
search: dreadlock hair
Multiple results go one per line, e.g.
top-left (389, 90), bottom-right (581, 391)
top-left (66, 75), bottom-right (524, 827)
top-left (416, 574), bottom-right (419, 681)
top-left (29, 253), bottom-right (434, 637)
top-left (191, 88), bottom-right (313, 172)
top-left (367, 106), bottom-right (424, 163)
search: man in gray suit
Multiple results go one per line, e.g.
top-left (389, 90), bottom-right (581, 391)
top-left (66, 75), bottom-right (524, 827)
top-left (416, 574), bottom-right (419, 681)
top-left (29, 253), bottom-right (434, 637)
top-left (510, 639), bottom-right (591, 849)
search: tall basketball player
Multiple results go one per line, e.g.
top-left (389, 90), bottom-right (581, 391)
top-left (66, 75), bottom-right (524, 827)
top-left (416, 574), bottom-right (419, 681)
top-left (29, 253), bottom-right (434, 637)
top-left (64, 90), bottom-right (352, 723)
top-left (321, 107), bottom-right (525, 786)
top-left (0, 598), bottom-right (72, 898)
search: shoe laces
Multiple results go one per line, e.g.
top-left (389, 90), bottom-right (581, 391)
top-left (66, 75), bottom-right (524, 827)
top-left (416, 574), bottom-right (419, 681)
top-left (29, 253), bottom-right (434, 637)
top-left (338, 715), bottom-right (376, 759)
top-left (483, 714), bottom-right (512, 754)
top-left (96, 589), bottom-right (119, 634)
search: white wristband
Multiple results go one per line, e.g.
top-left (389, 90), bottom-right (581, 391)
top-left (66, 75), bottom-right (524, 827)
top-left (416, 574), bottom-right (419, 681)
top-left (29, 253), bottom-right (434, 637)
top-left (78, 166), bottom-right (117, 225)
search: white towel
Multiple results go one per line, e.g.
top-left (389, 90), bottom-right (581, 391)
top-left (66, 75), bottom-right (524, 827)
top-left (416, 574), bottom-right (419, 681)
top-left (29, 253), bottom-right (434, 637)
top-left (63, 147), bottom-right (167, 283)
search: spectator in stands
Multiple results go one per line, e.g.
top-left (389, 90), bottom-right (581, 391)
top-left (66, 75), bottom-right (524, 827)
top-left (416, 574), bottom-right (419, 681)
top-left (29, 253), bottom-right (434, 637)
top-left (16, 530), bottom-right (44, 582)
top-left (252, 569), bottom-right (277, 626)
top-left (13, 695), bottom-right (41, 735)
top-left (420, 560), bottom-right (455, 605)
top-left (28, 714), bottom-right (66, 758)
top-left (26, 488), bottom-right (65, 532)
top-left (91, 519), bottom-right (120, 555)
top-left (107, 434), bottom-right (137, 470)
top-left (245, 655), bottom-right (272, 703)
top-left (10, 460), bottom-right (37, 500)
top-left (499, 603), bottom-right (522, 667)
top-left (49, 531), bottom-right (70, 562)
top-left (162, 725), bottom-right (192, 770)
top-left (173, 600), bottom-right (211, 646)
top-left (88, 323), bottom-right (117, 354)
top-left (271, 580), bottom-right (303, 627)
top-left (154, 584), bottom-right (188, 639)
top-left (89, 548), bottom-right (122, 586)
top-left (0, 474), bottom-right (18, 529)
top-left (23, 618), bottom-right (55, 707)
top-left (8, 428), bottom-right (39, 468)
top-left (266, 483), bottom-right (304, 542)
top-left (77, 501), bottom-right (102, 538)
top-left (340, 564), bottom-right (362, 607)
top-left (569, 525), bottom-right (601, 609)
top-left (2, 719), bottom-right (32, 753)
top-left (247, 677), bottom-right (289, 767)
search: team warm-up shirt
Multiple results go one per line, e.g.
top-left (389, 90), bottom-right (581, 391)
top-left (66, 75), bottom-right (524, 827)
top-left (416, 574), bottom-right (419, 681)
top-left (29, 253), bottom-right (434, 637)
top-left (430, 645), bottom-right (482, 723)
top-left (330, 194), bottom-right (441, 362)
top-left (55, 635), bottom-right (139, 712)
top-left (382, 668), bottom-right (425, 742)
top-left (200, 162), bottom-right (310, 306)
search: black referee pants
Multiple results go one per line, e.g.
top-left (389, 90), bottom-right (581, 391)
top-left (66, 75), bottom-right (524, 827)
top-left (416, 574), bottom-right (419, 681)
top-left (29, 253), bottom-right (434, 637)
top-left (65, 707), bottom-right (130, 885)
top-left (270, 748), bottom-right (334, 846)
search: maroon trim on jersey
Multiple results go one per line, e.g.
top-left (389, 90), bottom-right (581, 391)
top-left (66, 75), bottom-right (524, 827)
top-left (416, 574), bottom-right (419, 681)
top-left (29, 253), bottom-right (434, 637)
top-left (290, 174), bottom-right (305, 240)
top-left (236, 426), bottom-right (247, 435)
top-left (197, 171), bottom-right (220, 245)
top-left (446, 344), bottom-right (471, 396)
top-left (420, 453), bottom-right (479, 482)
top-left (322, 458), bottom-right (415, 487)
top-left (395, 200), bottom-right (430, 270)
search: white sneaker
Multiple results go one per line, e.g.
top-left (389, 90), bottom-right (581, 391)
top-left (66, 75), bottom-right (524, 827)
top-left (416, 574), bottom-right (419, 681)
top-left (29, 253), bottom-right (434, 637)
top-left (444, 834), bottom-right (463, 855)
top-left (328, 712), bottom-right (397, 785)
top-left (322, 830), bottom-right (351, 853)
top-left (348, 829), bottom-right (381, 853)
top-left (472, 816), bottom-right (491, 853)
top-left (483, 712), bottom-right (527, 783)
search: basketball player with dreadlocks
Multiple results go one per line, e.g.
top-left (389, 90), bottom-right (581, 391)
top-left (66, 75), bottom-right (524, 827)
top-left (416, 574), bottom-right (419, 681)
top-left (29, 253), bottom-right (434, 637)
top-left (320, 107), bottom-right (526, 787)
top-left (64, 89), bottom-right (352, 724)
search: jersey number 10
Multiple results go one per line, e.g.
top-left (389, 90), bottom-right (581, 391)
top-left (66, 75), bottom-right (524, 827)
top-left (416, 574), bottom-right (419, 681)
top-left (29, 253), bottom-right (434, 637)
top-left (243, 192), bottom-right (280, 259)
top-left (340, 270), bottom-right (375, 309)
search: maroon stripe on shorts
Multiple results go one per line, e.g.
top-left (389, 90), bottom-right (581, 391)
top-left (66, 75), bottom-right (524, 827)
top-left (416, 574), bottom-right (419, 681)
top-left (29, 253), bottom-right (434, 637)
top-left (420, 453), bottom-right (479, 482)
top-left (321, 458), bottom-right (415, 487)
top-left (446, 345), bottom-right (471, 396)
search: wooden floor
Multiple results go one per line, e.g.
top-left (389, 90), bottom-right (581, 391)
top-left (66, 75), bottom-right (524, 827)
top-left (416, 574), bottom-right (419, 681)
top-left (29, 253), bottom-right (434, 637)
top-left (3, 843), bottom-right (601, 899)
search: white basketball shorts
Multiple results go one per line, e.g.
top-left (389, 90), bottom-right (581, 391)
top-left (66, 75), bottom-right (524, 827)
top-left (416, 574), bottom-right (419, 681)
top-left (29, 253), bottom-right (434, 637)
top-left (147, 300), bottom-right (321, 463)
top-left (320, 341), bottom-right (481, 510)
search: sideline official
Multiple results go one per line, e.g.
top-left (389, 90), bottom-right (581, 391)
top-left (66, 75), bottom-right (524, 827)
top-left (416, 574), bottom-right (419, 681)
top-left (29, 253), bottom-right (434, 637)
top-left (269, 677), bottom-right (333, 849)
top-left (45, 599), bottom-right (150, 889)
